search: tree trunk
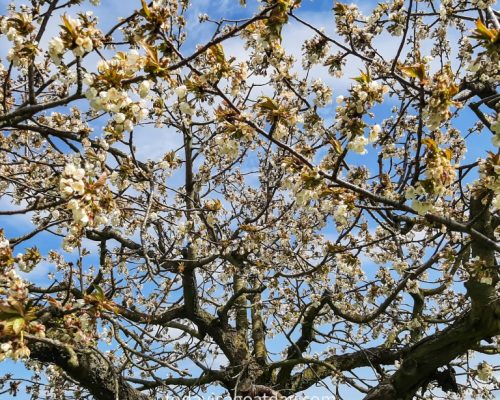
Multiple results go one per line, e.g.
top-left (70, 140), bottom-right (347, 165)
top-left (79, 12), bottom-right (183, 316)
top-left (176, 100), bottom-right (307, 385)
top-left (29, 341), bottom-right (147, 400)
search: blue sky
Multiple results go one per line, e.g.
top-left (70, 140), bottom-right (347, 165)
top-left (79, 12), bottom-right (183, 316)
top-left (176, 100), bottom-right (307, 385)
top-left (0, 0), bottom-right (498, 399)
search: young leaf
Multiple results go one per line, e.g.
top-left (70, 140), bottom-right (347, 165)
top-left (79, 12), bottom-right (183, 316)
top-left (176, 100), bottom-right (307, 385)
top-left (352, 70), bottom-right (370, 83)
top-left (141, 0), bottom-right (151, 18)
top-left (400, 64), bottom-right (427, 83)
top-left (422, 137), bottom-right (437, 151)
top-left (11, 317), bottom-right (25, 334)
top-left (473, 19), bottom-right (496, 41)
top-left (94, 284), bottom-right (105, 301)
top-left (60, 14), bottom-right (76, 38)
top-left (257, 96), bottom-right (278, 111)
top-left (329, 139), bottom-right (343, 154)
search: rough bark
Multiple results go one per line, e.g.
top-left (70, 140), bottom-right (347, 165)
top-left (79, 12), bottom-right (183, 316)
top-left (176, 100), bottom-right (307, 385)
top-left (362, 192), bottom-right (500, 400)
top-left (28, 341), bottom-right (147, 400)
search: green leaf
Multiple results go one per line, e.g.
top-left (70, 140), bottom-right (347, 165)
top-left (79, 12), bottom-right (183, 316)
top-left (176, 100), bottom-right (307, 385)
top-left (0, 311), bottom-right (19, 320)
top-left (0, 301), bottom-right (24, 318)
top-left (94, 284), bottom-right (105, 301)
top-left (257, 96), bottom-right (279, 111)
top-left (400, 64), bottom-right (427, 83)
top-left (208, 44), bottom-right (226, 65)
top-left (60, 14), bottom-right (76, 38)
top-left (422, 137), bottom-right (437, 150)
top-left (11, 317), bottom-right (25, 334)
top-left (141, 0), bottom-right (151, 18)
top-left (472, 19), bottom-right (496, 41)
top-left (329, 139), bottom-right (343, 154)
top-left (141, 42), bottom-right (159, 64)
top-left (444, 148), bottom-right (453, 161)
top-left (352, 70), bottom-right (371, 83)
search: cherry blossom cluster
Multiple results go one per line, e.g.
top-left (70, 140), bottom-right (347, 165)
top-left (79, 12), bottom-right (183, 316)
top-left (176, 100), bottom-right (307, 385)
top-left (477, 153), bottom-right (500, 212)
top-left (241, 20), bottom-right (284, 73)
top-left (48, 13), bottom-right (103, 64)
top-left (58, 162), bottom-right (113, 251)
top-left (404, 138), bottom-right (455, 217)
top-left (84, 53), bottom-right (152, 140)
top-left (422, 65), bottom-right (460, 130)
top-left (335, 77), bottom-right (388, 155)
top-left (0, 10), bottom-right (38, 67)
top-left (387, 0), bottom-right (406, 36)
top-left (0, 242), bottom-right (45, 361)
top-left (302, 33), bottom-right (331, 68)
top-left (311, 79), bottom-right (333, 107)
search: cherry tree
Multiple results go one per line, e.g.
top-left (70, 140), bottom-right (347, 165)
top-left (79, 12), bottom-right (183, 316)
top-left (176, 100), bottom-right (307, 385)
top-left (0, 0), bottom-right (499, 399)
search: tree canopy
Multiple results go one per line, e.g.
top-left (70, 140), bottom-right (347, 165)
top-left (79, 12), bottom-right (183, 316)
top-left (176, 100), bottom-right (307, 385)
top-left (0, 0), bottom-right (499, 399)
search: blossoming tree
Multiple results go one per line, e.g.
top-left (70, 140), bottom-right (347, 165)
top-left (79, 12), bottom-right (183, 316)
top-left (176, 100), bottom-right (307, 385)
top-left (0, 0), bottom-right (499, 399)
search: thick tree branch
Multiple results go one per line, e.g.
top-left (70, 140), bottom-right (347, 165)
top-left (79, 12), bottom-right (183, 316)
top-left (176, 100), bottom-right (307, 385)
top-left (27, 336), bottom-right (147, 400)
